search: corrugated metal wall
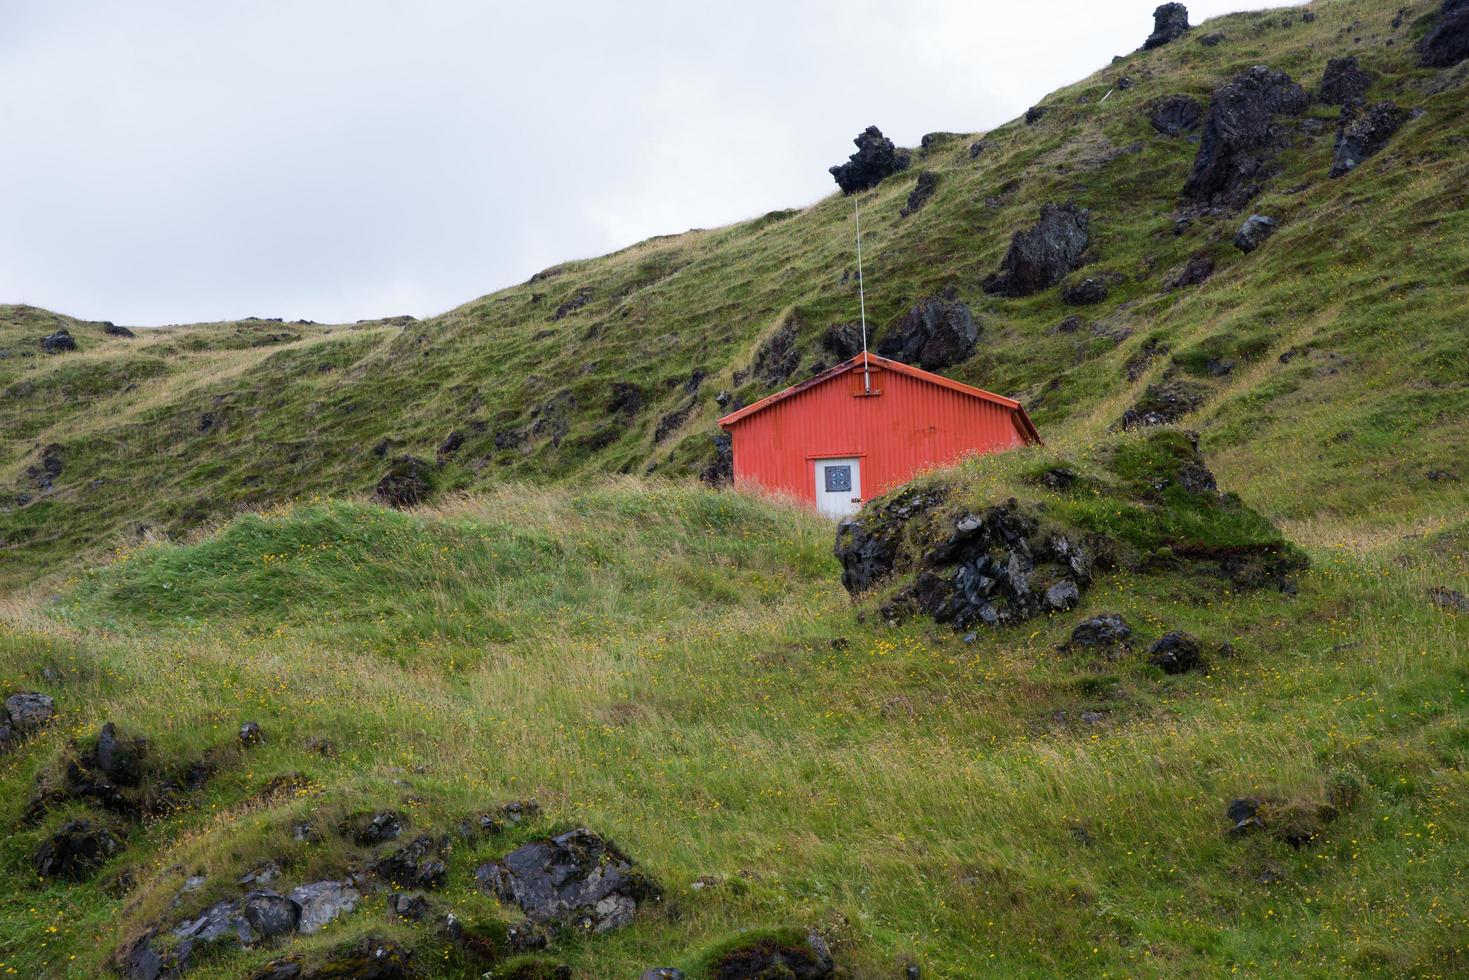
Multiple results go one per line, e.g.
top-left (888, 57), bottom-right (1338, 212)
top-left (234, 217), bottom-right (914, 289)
top-left (728, 366), bottom-right (1031, 506)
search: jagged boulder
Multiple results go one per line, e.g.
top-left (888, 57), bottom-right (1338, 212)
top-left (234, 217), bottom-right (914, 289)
top-left (34, 820), bottom-right (122, 880)
top-left (371, 835), bottom-right (448, 890)
top-left (1420, 0), bottom-right (1469, 68)
top-left (1148, 94), bottom-right (1203, 136)
top-left (374, 456), bottom-right (432, 509)
top-left (288, 880), bottom-right (363, 935)
top-left (1148, 631), bottom-right (1204, 673)
top-left (1183, 66), bottom-right (1308, 207)
top-left (900, 171), bottom-right (940, 217)
top-left (1142, 3), bottom-right (1190, 49)
top-left (829, 126), bottom-right (910, 194)
top-left (1064, 614), bottom-right (1134, 652)
top-left (983, 203), bottom-right (1091, 297)
top-left (1330, 101), bottom-right (1410, 178)
top-left (475, 828), bottom-right (657, 932)
top-left (104, 322), bottom-right (136, 338)
top-left (41, 329), bottom-right (77, 354)
top-left (1233, 214), bottom-right (1277, 253)
top-left (1120, 380), bottom-right (1207, 428)
top-left (1317, 56), bottom-right (1373, 106)
top-left (875, 294), bottom-right (979, 370)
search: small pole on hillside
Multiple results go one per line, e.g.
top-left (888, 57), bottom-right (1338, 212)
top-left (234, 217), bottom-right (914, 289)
top-left (854, 196), bottom-right (871, 394)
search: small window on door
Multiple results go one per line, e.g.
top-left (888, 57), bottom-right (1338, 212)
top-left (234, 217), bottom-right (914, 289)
top-left (824, 464), bottom-right (852, 493)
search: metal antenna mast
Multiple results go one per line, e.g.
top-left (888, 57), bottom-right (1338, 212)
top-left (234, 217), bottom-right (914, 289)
top-left (854, 196), bottom-right (871, 394)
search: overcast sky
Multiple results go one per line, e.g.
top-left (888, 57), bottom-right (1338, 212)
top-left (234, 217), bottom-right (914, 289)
top-left (0, 0), bottom-right (1302, 326)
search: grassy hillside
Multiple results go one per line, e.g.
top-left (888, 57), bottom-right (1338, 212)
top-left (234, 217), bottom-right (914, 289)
top-left (2, 0), bottom-right (1469, 976)
top-left (4, 0), bottom-right (1466, 583)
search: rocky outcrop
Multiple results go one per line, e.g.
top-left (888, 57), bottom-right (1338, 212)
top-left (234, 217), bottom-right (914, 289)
top-left (750, 317), bottom-right (801, 385)
top-left (1317, 56), bottom-right (1372, 106)
top-left (1148, 95), bottom-right (1203, 136)
top-left (1148, 631), bottom-right (1204, 673)
top-left (875, 293), bottom-right (979, 370)
top-left (1182, 66), bottom-right (1308, 207)
top-left (1330, 101), bottom-right (1409, 178)
top-left (1062, 278), bottom-right (1108, 306)
top-left (25, 444), bottom-right (65, 491)
top-left (371, 835), bottom-right (448, 890)
top-left (475, 828), bottom-right (657, 933)
top-left (1025, 105), bottom-right (1048, 125)
top-left (340, 810), bottom-right (404, 846)
top-left (983, 203), bottom-right (1091, 297)
top-left (41, 329), bottom-right (77, 353)
top-left (1, 691), bottom-right (55, 751)
top-left (1062, 614), bottom-right (1133, 653)
top-left (1142, 3), bottom-right (1190, 50)
top-left (710, 931), bottom-right (835, 980)
top-left (1420, 0), bottom-right (1469, 68)
top-left (821, 322), bottom-right (864, 361)
top-left (829, 126), bottom-right (910, 194)
top-left (700, 433), bottom-right (733, 487)
top-left (34, 819), bottom-right (122, 880)
top-left (1120, 380), bottom-right (1207, 428)
top-left (374, 456), bottom-right (432, 509)
top-left (104, 322), bottom-right (136, 338)
top-left (900, 171), bottom-right (940, 217)
top-left (1232, 214), bottom-right (1277, 253)
top-left (289, 880), bottom-right (363, 934)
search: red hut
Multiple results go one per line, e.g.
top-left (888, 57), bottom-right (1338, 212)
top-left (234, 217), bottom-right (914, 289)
top-left (717, 352), bottom-right (1041, 517)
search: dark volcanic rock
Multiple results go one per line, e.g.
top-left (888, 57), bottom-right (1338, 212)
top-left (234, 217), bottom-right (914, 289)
top-left (474, 827), bottom-right (656, 932)
top-left (243, 890), bottom-right (301, 939)
top-left (1420, 0), bottom-right (1469, 68)
top-left (983, 203), bottom-right (1091, 297)
top-left (1168, 253), bottom-right (1215, 289)
top-left (239, 721), bottom-right (265, 747)
top-left (1065, 613), bottom-right (1133, 652)
top-left (1025, 105), bottom-right (1048, 125)
top-left (875, 294), bottom-right (979, 370)
top-left (822, 322), bottom-right (864, 361)
top-left (608, 382), bottom-right (643, 417)
top-left (1148, 94), bottom-right (1203, 136)
top-left (41, 329), bottom-right (77, 354)
top-left (550, 289), bottom-right (591, 321)
top-left (341, 810), bottom-right (404, 846)
top-left (1142, 3), bottom-right (1191, 49)
top-left (374, 456), bottom-right (432, 509)
top-left (1183, 66), bottom-right (1308, 207)
top-left (34, 819), bottom-right (122, 880)
top-left (829, 126), bottom-right (910, 194)
top-left (4, 691), bottom-right (55, 736)
top-left (1232, 214), bottom-right (1277, 253)
top-left (436, 429), bottom-right (465, 462)
top-left (968, 139), bottom-right (991, 159)
top-left (642, 970), bottom-right (686, 980)
top-left (849, 502), bottom-right (1095, 631)
top-left (175, 899), bottom-right (255, 946)
top-left (372, 835), bottom-right (448, 890)
top-left (1330, 101), bottom-right (1410, 178)
top-left (700, 432), bottom-right (733, 488)
top-left (900, 171), bottom-right (940, 217)
top-left (751, 317), bottom-right (801, 385)
top-left (93, 721), bottom-right (147, 786)
top-left (306, 936), bottom-right (412, 979)
top-left (711, 932), bottom-right (835, 980)
top-left (26, 444), bottom-right (64, 491)
top-left (1148, 631), bottom-right (1204, 673)
top-left (1062, 278), bottom-right (1109, 306)
top-left (1198, 31), bottom-right (1226, 47)
top-left (104, 322), bottom-right (136, 338)
top-left (1120, 380), bottom-right (1207, 428)
top-left (387, 891), bottom-right (431, 922)
top-left (1317, 56), bottom-right (1373, 106)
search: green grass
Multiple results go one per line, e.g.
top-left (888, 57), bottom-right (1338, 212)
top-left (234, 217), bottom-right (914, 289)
top-left (2, 0), bottom-right (1468, 975)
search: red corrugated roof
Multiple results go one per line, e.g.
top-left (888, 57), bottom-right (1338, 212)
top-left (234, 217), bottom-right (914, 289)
top-left (717, 352), bottom-right (1041, 444)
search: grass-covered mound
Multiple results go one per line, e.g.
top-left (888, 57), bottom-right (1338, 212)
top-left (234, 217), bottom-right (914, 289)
top-left (2, 477), bottom-right (1467, 976)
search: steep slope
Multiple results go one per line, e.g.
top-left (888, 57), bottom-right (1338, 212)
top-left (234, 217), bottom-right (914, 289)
top-left (4, 0), bottom-right (1467, 586)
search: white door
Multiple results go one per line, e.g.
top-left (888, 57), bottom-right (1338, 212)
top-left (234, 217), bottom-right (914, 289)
top-left (814, 458), bottom-right (862, 519)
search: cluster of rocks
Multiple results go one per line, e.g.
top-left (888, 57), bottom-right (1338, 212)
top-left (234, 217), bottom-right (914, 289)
top-left (829, 126), bottom-right (910, 194)
top-left (1119, 380), bottom-right (1207, 428)
top-left (875, 291), bottom-right (979, 370)
top-left (1061, 613), bottom-right (1207, 674)
top-left (837, 494), bottom-right (1094, 629)
top-left (474, 827), bottom-right (659, 933)
top-left (982, 203), bottom-right (1091, 297)
top-left (1182, 65), bottom-right (1308, 208)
